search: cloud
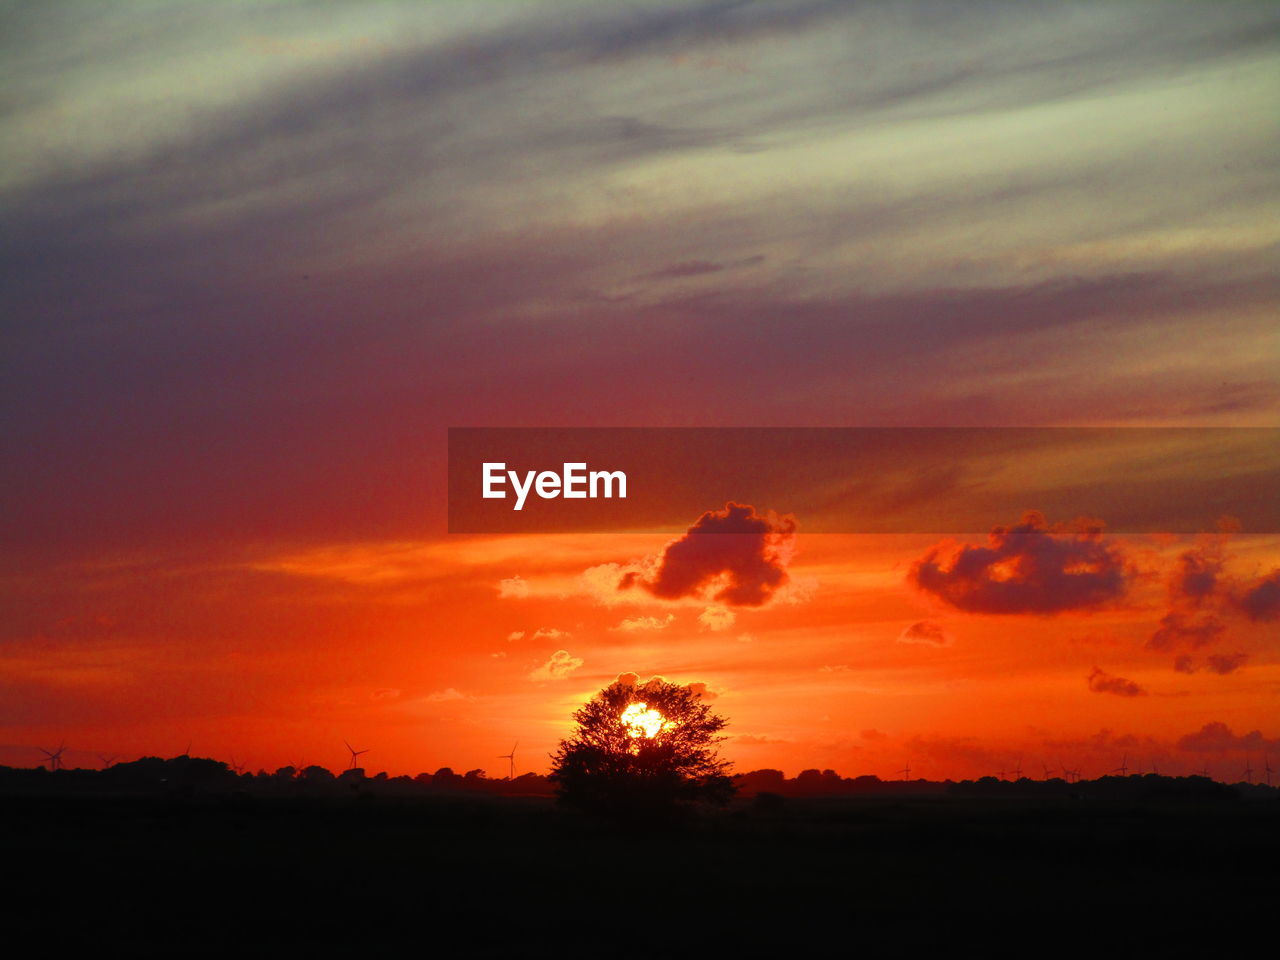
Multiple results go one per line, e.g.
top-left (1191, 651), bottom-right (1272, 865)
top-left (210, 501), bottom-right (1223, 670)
top-left (527, 650), bottom-right (583, 682)
top-left (1206, 652), bottom-right (1248, 674)
top-left (371, 688), bottom-right (401, 701)
top-left (578, 563), bottom-right (637, 607)
top-left (1174, 652), bottom-right (1248, 675)
top-left (611, 614), bottom-right (675, 632)
top-left (618, 502), bottom-right (796, 607)
top-left (735, 734), bottom-right (785, 745)
top-left (860, 729), bottom-right (888, 741)
top-left (531, 627), bottom-right (570, 641)
top-left (1238, 569), bottom-right (1280, 622)
top-left (1169, 545), bottom-right (1224, 607)
top-left (611, 672), bottom-right (717, 699)
top-left (498, 576), bottom-right (530, 599)
top-left (897, 620), bottom-right (950, 646)
top-left (908, 512), bottom-right (1131, 614)
top-left (506, 630), bottom-right (525, 642)
top-left (697, 606), bottom-right (735, 631)
top-left (639, 254), bottom-right (764, 281)
top-left (818, 664), bottom-right (849, 673)
top-left (686, 681), bottom-right (719, 701)
top-left (1146, 613), bottom-right (1225, 652)
top-left (1146, 533), bottom-right (1256, 669)
top-left (642, 259), bottom-right (727, 280)
top-left (1177, 721), bottom-right (1280, 754)
top-left (1086, 667), bottom-right (1146, 697)
top-left (424, 687), bottom-right (468, 702)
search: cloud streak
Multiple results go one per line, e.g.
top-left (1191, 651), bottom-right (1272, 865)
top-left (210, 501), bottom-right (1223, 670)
top-left (897, 620), bottom-right (950, 646)
top-left (1086, 667), bottom-right (1146, 698)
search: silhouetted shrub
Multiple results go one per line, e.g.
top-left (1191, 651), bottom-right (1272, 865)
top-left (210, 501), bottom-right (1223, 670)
top-left (549, 676), bottom-right (734, 819)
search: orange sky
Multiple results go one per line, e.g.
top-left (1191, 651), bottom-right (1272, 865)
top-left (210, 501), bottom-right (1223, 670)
top-left (4, 521), bottom-right (1276, 781)
top-left (3, 3), bottom-right (1278, 781)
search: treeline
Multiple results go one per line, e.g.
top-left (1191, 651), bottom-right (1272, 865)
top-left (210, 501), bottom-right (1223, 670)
top-left (736, 767), bottom-right (1270, 801)
top-left (0, 756), bottom-right (556, 798)
top-left (2, 756), bottom-right (1274, 801)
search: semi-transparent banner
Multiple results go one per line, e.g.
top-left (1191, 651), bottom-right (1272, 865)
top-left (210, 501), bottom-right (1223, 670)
top-left (448, 427), bottom-right (1279, 534)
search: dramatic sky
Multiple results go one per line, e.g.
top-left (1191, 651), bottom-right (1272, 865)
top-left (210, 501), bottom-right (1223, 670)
top-left (3, 1), bottom-right (1278, 779)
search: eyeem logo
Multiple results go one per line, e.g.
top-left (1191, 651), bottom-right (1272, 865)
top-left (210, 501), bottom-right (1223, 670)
top-left (482, 462), bottom-right (627, 511)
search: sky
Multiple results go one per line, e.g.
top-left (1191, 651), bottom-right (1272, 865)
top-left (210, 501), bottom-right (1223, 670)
top-left (2, 0), bottom-right (1278, 780)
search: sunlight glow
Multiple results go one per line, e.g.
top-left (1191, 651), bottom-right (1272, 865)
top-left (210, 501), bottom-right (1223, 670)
top-left (620, 702), bottom-right (674, 740)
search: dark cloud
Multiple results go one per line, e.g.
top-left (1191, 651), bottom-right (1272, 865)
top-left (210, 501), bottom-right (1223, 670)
top-left (1205, 652), bottom-right (1249, 675)
top-left (1169, 546), bottom-right (1224, 607)
top-left (1177, 722), bottom-right (1280, 754)
top-left (1087, 667), bottom-right (1146, 697)
top-left (1238, 569), bottom-right (1280, 622)
top-left (1146, 533), bottom-right (1258, 671)
top-left (908, 512), bottom-right (1131, 614)
top-left (619, 502), bottom-right (795, 607)
top-left (897, 620), bottom-right (950, 646)
top-left (1146, 612), bottom-right (1226, 652)
top-left (1174, 652), bottom-right (1249, 675)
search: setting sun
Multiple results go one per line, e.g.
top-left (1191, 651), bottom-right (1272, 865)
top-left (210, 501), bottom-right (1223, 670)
top-left (620, 703), bottom-right (674, 740)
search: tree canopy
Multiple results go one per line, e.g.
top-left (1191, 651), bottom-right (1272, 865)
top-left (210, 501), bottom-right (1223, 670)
top-left (549, 675), bottom-right (734, 818)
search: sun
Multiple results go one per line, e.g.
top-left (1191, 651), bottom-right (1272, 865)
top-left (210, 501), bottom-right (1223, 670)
top-left (620, 702), bottom-right (675, 740)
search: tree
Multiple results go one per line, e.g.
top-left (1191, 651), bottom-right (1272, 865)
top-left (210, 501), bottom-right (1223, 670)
top-left (549, 676), bottom-right (735, 818)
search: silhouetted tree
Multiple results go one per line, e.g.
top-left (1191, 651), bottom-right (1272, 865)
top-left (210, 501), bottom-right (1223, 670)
top-left (549, 676), bottom-right (734, 818)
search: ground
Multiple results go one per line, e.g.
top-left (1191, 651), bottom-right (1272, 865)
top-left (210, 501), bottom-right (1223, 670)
top-left (3, 789), bottom-right (1274, 954)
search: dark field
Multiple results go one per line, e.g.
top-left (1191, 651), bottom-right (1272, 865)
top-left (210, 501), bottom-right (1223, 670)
top-left (4, 789), bottom-right (1275, 955)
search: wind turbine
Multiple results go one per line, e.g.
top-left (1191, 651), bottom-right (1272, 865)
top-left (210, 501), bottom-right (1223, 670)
top-left (1199, 762), bottom-right (1211, 779)
top-left (498, 742), bottom-right (518, 780)
top-left (995, 766), bottom-right (1006, 781)
top-left (97, 754), bottom-right (118, 769)
top-left (1264, 756), bottom-right (1273, 788)
top-left (1111, 754), bottom-right (1128, 777)
top-left (1011, 756), bottom-right (1023, 780)
top-left (344, 741), bottom-right (369, 771)
top-left (899, 762), bottom-right (911, 780)
top-left (38, 744), bottom-right (66, 771)
top-left (1150, 758), bottom-right (1160, 776)
top-left (1242, 756), bottom-right (1254, 784)
top-left (228, 756), bottom-right (246, 776)
top-left (1041, 762), bottom-right (1055, 780)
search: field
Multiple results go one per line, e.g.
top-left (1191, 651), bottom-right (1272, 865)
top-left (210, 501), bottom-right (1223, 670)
top-left (4, 786), bottom-right (1274, 954)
